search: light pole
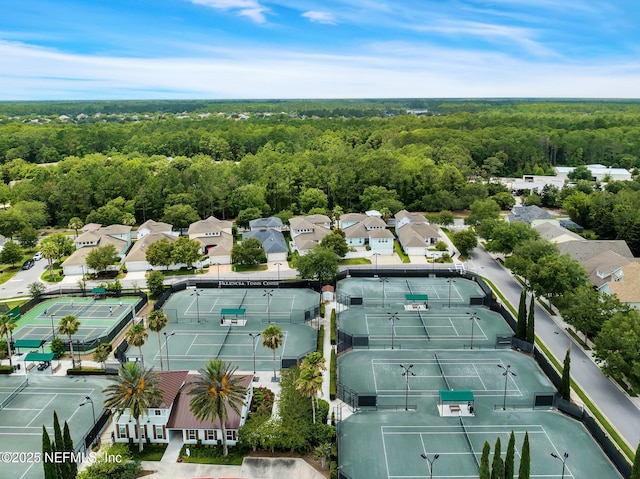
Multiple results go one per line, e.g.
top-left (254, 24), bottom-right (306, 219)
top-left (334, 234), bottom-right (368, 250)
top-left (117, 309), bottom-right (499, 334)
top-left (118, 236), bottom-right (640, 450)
top-left (420, 453), bottom-right (440, 479)
top-left (431, 253), bottom-right (436, 273)
top-left (214, 263), bottom-right (220, 285)
top-left (380, 277), bottom-right (388, 308)
top-left (249, 333), bottom-right (261, 380)
top-left (498, 364), bottom-right (516, 410)
top-left (264, 290), bottom-right (273, 323)
top-left (50, 313), bottom-right (56, 339)
top-left (466, 312), bottom-right (481, 350)
top-left (191, 289), bottom-right (202, 323)
top-left (163, 331), bottom-right (175, 370)
top-left (400, 364), bottom-right (415, 411)
top-left (274, 263), bottom-right (282, 281)
top-left (373, 253), bottom-right (380, 277)
top-left (79, 396), bottom-right (96, 446)
top-left (447, 279), bottom-right (455, 308)
top-left (388, 312), bottom-right (400, 350)
top-left (550, 452), bottom-right (569, 479)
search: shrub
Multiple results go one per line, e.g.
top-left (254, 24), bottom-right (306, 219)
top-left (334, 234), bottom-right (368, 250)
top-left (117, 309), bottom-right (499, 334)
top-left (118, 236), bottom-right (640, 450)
top-left (320, 302), bottom-right (325, 316)
top-left (435, 241), bottom-right (448, 251)
top-left (50, 337), bottom-right (66, 358)
top-left (330, 309), bottom-right (337, 345)
top-left (146, 270), bottom-right (165, 297)
top-left (317, 325), bottom-right (324, 352)
top-left (330, 349), bottom-right (337, 400)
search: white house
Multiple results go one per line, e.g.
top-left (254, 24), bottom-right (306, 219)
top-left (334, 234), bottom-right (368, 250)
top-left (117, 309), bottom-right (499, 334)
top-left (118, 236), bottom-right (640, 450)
top-left (341, 215), bottom-right (394, 254)
top-left (136, 220), bottom-right (176, 239)
top-left (61, 225), bottom-right (132, 276)
top-left (123, 232), bottom-right (180, 272)
top-left (289, 216), bottom-right (331, 255)
top-left (111, 370), bottom-right (253, 447)
top-left (394, 210), bottom-right (442, 256)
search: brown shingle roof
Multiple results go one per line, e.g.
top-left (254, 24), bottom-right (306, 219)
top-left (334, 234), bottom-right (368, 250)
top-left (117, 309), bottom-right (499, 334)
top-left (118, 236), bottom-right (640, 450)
top-left (607, 262), bottom-right (640, 303)
top-left (166, 374), bottom-right (252, 430)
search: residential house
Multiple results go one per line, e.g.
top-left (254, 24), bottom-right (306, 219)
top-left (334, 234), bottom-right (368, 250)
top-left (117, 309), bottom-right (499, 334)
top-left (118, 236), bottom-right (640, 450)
top-left (600, 262), bottom-right (640, 310)
top-left (242, 229), bottom-right (288, 262)
top-left (188, 216), bottom-right (234, 265)
top-left (249, 217), bottom-right (283, 232)
top-left (533, 222), bottom-right (583, 244)
top-left (394, 210), bottom-right (442, 256)
top-left (289, 216), bottom-right (331, 255)
top-left (123, 232), bottom-right (180, 272)
top-left (341, 215), bottom-right (394, 255)
top-left (338, 213), bottom-right (366, 230)
top-left (506, 205), bottom-right (557, 226)
top-left (557, 240), bottom-right (634, 264)
top-left (582, 250), bottom-right (635, 289)
top-left (136, 220), bottom-right (176, 239)
top-left (111, 371), bottom-right (253, 447)
top-left (61, 224), bottom-right (132, 276)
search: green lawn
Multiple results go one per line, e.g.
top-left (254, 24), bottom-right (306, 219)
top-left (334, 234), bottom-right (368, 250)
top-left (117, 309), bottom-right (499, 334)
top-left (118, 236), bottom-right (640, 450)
top-left (233, 264), bottom-right (268, 272)
top-left (339, 258), bottom-right (371, 265)
top-left (178, 445), bottom-right (246, 465)
top-left (393, 240), bottom-right (410, 263)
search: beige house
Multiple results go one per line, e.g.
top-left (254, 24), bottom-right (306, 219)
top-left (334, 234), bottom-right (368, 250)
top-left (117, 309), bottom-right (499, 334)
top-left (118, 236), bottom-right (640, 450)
top-left (124, 232), bottom-right (180, 272)
top-left (289, 216), bottom-right (331, 255)
top-left (394, 210), bottom-right (441, 256)
top-left (188, 216), bottom-right (234, 265)
top-left (62, 224), bottom-right (132, 276)
top-left (136, 220), bottom-right (176, 239)
top-left (601, 262), bottom-right (640, 310)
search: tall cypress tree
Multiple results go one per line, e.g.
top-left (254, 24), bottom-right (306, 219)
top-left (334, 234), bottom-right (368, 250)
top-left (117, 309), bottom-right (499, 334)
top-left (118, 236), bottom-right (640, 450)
top-left (63, 421), bottom-right (77, 479)
top-left (42, 425), bottom-right (57, 479)
top-left (518, 432), bottom-right (530, 479)
top-left (516, 289), bottom-right (527, 340)
top-left (504, 430), bottom-right (516, 479)
top-left (491, 437), bottom-right (504, 479)
top-left (526, 295), bottom-right (535, 343)
top-left (52, 412), bottom-right (67, 479)
top-left (479, 441), bottom-right (491, 479)
top-left (630, 441), bottom-right (640, 479)
top-left (561, 348), bottom-right (571, 400)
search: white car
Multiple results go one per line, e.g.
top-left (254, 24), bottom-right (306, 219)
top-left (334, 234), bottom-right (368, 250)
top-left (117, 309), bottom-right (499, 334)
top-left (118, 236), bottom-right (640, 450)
top-left (33, 252), bottom-right (43, 261)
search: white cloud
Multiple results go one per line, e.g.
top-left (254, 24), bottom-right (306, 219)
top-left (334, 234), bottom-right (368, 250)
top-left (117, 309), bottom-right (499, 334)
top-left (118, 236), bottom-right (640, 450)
top-left (1, 40), bottom-right (640, 100)
top-left (301, 11), bottom-right (337, 25)
top-left (187, 0), bottom-right (268, 23)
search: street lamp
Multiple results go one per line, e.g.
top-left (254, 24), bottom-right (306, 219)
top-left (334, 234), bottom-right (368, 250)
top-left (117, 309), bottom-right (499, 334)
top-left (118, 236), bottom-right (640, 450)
top-left (249, 333), bottom-right (261, 381)
top-left (373, 253), bottom-right (380, 277)
top-left (420, 453), bottom-right (440, 479)
top-left (274, 263), bottom-right (282, 281)
top-left (388, 312), bottom-right (400, 350)
top-left (400, 364), bottom-right (415, 411)
top-left (380, 277), bottom-right (388, 308)
top-left (79, 396), bottom-right (96, 446)
top-left (264, 290), bottom-right (273, 323)
top-left (431, 253), bottom-right (436, 273)
top-left (550, 452), bottom-right (569, 479)
top-left (447, 279), bottom-right (456, 308)
top-left (466, 312), bottom-right (481, 350)
top-left (214, 263), bottom-right (221, 285)
top-left (498, 364), bottom-right (516, 410)
top-left (163, 331), bottom-right (175, 370)
top-left (190, 289), bottom-right (202, 323)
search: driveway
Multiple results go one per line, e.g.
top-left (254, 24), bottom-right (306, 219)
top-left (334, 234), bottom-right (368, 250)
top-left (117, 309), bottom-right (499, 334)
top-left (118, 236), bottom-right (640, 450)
top-left (0, 256), bottom-right (49, 298)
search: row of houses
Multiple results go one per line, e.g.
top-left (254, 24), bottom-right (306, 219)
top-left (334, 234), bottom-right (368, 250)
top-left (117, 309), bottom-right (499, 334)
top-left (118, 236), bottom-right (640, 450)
top-left (508, 205), bottom-right (640, 309)
top-left (60, 210), bottom-right (447, 276)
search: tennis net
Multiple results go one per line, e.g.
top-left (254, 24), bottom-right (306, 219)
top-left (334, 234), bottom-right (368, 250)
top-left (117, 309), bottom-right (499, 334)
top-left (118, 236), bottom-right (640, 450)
top-left (417, 310), bottom-right (430, 339)
top-left (238, 290), bottom-right (248, 309)
top-left (434, 353), bottom-right (451, 389)
top-left (459, 417), bottom-right (480, 468)
top-left (215, 327), bottom-right (232, 358)
top-left (0, 378), bottom-right (28, 410)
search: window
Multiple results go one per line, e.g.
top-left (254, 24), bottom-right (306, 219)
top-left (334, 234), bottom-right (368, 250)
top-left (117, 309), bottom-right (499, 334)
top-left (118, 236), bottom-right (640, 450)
top-left (187, 430), bottom-right (197, 440)
top-left (226, 430), bottom-right (234, 441)
top-left (118, 425), bottom-right (127, 438)
top-left (154, 409), bottom-right (162, 416)
top-left (155, 425), bottom-right (164, 439)
top-left (205, 430), bottom-right (216, 441)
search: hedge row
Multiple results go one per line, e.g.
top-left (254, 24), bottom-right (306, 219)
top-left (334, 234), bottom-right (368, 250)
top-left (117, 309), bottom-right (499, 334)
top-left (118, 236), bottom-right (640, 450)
top-left (330, 348), bottom-right (337, 400)
top-left (317, 325), bottom-right (325, 353)
top-left (330, 309), bottom-right (336, 345)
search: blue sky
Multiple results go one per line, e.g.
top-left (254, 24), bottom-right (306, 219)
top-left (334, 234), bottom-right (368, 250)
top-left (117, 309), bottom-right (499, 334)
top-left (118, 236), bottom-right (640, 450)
top-left (1, 0), bottom-right (639, 100)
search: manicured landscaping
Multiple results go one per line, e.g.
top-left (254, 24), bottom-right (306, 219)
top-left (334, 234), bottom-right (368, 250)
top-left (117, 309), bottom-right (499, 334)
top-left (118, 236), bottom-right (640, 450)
top-left (178, 444), bottom-right (245, 465)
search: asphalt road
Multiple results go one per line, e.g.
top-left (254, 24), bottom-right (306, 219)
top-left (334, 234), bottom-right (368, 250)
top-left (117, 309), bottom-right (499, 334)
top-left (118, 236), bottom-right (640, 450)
top-left (0, 255), bottom-right (49, 298)
top-left (467, 244), bottom-right (640, 450)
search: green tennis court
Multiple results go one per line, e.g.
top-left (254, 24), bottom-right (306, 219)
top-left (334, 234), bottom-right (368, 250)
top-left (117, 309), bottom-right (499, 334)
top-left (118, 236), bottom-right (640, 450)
top-left (0, 375), bottom-right (110, 479)
top-left (11, 297), bottom-right (141, 346)
top-left (337, 277), bottom-right (484, 308)
top-left (162, 287), bottom-right (320, 324)
top-left (339, 307), bottom-right (513, 350)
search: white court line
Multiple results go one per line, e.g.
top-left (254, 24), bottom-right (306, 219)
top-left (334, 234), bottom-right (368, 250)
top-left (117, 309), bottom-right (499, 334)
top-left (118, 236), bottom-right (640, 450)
top-left (26, 394), bottom-right (57, 427)
top-left (473, 364), bottom-right (488, 391)
top-left (185, 334), bottom-right (199, 355)
top-left (381, 425), bottom-right (391, 479)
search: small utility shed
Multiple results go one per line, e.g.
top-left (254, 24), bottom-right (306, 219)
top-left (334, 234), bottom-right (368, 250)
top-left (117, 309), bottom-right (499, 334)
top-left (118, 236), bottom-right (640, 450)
top-left (438, 390), bottom-right (475, 417)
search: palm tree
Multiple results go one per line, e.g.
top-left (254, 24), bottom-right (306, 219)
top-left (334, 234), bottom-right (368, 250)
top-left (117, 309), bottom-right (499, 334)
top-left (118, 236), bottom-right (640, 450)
top-left (126, 323), bottom-right (148, 368)
top-left (40, 240), bottom-right (59, 282)
top-left (68, 217), bottom-right (83, 238)
top-left (261, 325), bottom-right (284, 381)
top-left (0, 314), bottom-right (17, 368)
top-left (147, 310), bottom-right (168, 370)
top-left (188, 359), bottom-right (248, 456)
top-left (103, 362), bottom-right (162, 452)
top-left (298, 351), bottom-right (326, 424)
top-left (58, 315), bottom-right (80, 369)
top-left (296, 365), bottom-right (324, 424)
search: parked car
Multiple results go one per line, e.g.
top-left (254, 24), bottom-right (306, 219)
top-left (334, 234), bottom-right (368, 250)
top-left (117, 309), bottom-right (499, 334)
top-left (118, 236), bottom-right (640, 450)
top-left (22, 259), bottom-right (35, 270)
top-left (33, 252), bottom-right (43, 261)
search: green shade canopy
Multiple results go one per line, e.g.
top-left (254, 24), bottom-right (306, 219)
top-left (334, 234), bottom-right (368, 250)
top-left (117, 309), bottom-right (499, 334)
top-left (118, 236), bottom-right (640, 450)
top-left (24, 352), bottom-right (56, 362)
top-left (439, 390), bottom-right (475, 402)
top-left (220, 308), bottom-right (246, 315)
top-left (13, 339), bottom-right (46, 349)
top-left (91, 287), bottom-right (106, 293)
top-left (405, 294), bottom-right (429, 300)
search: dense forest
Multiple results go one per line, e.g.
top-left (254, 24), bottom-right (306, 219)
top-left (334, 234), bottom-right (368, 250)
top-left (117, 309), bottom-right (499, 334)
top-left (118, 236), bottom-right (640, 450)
top-left (1, 100), bottom-right (640, 237)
